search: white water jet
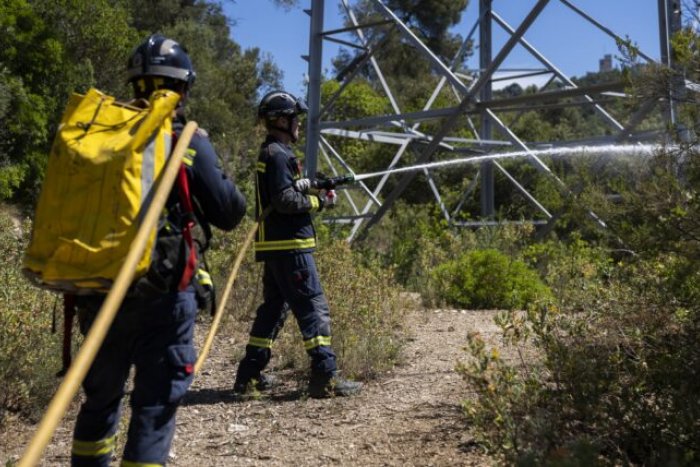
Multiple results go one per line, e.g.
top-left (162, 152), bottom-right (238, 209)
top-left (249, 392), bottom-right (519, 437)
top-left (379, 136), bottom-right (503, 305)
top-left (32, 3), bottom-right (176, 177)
top-left (353, 144), bottom-right (663, 182)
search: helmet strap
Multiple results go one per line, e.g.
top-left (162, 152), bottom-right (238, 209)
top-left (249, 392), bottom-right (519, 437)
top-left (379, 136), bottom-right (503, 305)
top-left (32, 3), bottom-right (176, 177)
top-left (268, 116), bottom-right (297, 143)
top-left (287, 116), bottom-right (298, 143)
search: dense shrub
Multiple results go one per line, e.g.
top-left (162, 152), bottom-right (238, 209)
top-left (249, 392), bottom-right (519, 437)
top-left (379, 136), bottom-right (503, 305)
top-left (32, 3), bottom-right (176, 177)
top-left (452, 129), bottom-right (700, 463)
top-left (0, 209), bottom-right (61, 424)
top-left (432, 248), bottom-right (551, 310)
top-left (372, 203), bottom-right (460, 290)
top-left (229, 236), bottom-right (408, 382)
top-left (1, 203), bottom-right (410, 423)
top-left (316, 241), bottom-right (406, 378)
top-left (365, 202), bottom-right (543, 308)
top-left (454, 175), bottom-right (700, 465)
top-left (460, 254), bottom-right (700, 465)
top-left (522, 234), bottom-right (615, 310)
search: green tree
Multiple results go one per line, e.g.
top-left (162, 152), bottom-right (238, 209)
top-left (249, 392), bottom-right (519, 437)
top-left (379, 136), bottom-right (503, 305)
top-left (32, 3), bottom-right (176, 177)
top-left (0, 0), bottom-right (60, 200)
top-left (0, 0), bottom-right (281, 202)
top-left (32, 0), bottom-right (137, 95)
top-left (320, 78), bottom-right (390, 177)
top-left (331, 0), bottom-right (470, 113)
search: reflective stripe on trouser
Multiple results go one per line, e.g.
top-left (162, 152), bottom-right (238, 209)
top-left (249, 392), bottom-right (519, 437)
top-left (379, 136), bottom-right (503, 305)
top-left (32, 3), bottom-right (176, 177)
top-left (72, 291), bottom-right (198, 467)
top-left (236, 253), bottom-right (337, 383)
top-left (71, 435), bottom-right (115, 466)
top-left (121, 461), bottom-right (165, 467)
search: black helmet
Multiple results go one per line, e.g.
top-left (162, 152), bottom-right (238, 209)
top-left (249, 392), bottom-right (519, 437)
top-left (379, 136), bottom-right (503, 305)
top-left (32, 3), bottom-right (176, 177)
top-left (258, 91), bottom-right (308, 121)
top-left (127, 34), bottom-right (196, 90)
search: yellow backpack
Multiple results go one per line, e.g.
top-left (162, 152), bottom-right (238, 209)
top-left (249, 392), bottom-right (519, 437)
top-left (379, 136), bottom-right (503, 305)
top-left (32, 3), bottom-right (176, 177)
top-left (23, 88), bottom-right (181, 293)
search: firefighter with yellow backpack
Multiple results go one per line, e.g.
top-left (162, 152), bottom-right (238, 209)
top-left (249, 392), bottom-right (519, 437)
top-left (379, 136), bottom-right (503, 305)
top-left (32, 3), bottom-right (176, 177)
top-left (24, 34), bottom-right (247, 466)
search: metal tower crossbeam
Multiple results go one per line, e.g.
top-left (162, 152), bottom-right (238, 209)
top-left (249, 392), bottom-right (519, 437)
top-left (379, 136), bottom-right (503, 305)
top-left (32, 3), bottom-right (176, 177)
top-left (302, 0), bottom-right (681, 241)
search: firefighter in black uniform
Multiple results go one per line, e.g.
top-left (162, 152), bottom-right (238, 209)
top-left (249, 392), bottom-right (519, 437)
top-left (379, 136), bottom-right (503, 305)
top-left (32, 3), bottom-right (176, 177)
top-left (233, 90), bottom-right (362, 398)
top-left (71, 35), bottom-right (247, 466)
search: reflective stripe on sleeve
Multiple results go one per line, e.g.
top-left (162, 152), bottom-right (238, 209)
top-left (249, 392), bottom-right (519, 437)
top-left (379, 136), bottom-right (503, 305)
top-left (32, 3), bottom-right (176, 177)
top-left (309, 195), bottom-right (320, 211)
top-left (182, 148), bottom-right (197, 167)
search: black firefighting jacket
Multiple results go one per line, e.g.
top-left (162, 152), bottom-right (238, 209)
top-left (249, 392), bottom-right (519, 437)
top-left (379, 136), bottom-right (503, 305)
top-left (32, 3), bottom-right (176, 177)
top-left (254, 134), bottom-right (323, 260)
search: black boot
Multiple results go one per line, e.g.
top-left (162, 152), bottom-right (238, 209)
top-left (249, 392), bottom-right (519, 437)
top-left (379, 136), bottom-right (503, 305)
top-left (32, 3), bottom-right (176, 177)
top-left (308, 373), bottom-right (362, 398)
top-left (233, 372), bottom-right (278, 398)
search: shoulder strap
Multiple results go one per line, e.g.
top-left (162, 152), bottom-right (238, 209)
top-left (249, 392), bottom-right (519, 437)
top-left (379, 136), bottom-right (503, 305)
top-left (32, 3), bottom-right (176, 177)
top-left (172, 129), bottom-right (197, 291)
top-left (177, 163), bottom-right (197, 291)
top-left (58, 293), bottom-right (75, 376)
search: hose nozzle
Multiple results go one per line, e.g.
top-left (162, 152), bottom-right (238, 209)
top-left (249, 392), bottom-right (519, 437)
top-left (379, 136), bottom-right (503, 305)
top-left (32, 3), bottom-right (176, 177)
top-left (311, 174), bottom-right (355, 190)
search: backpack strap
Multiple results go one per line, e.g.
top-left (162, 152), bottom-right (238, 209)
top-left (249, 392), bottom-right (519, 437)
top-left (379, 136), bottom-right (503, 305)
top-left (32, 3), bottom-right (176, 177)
top-left (176, 163), bottom-right (197, 291)
top-left (58, 293), bottom-right (75, 376)
top-left (170, 127), bottom-right (198, 292)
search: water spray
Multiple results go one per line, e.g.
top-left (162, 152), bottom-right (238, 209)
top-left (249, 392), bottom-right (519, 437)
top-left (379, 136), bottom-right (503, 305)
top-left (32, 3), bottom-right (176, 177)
top-left (352, 144), bottom-right (661, 182)
top-left (320, 143), bottom-right (664, 242)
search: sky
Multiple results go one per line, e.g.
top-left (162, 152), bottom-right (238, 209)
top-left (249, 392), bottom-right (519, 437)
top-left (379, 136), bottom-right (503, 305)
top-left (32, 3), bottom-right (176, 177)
top-left (223, 0), bottom-right (667, 97)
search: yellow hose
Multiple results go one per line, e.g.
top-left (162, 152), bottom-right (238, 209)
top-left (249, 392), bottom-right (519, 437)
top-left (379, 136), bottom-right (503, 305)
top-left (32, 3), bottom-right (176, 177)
top-left (18, 122), bottom-right (198, 467)
top-left (194, 206), bottom-right (270, 374)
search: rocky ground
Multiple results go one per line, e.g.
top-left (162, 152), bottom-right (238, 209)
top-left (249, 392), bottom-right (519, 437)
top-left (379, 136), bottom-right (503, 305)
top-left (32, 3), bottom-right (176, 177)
top-left (1, 307), bottom-right (504, 466)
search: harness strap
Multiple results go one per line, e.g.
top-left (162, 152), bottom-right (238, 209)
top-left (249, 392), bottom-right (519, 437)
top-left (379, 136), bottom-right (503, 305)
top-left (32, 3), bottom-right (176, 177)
top-left (177, 163), bottom-right (197, 291)
top-left (60, 294), bottom-right (75, 376)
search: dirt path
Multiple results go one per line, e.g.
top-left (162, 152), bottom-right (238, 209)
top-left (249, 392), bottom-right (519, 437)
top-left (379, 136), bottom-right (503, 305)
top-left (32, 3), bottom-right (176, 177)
top-left (1, 308), bottom-right (500, 466)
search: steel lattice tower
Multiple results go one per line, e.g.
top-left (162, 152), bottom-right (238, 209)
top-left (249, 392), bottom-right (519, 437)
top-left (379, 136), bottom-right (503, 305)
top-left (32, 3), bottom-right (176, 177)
top-left (302, 0), bottom-right (685, 241)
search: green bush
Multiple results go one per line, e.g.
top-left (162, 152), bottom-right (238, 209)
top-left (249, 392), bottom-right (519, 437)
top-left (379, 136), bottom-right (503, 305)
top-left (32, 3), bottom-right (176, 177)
top-left (431, 248), bottom-right (551, 310)
top-left (369, 203), bottom-right (459, 290)
top-left (459, 251), bottom-right (700, 465)
top-left (231, 238), bottom-right (408, 382)
top-left (316, 241), bottom-right (406, 378)
top-left (522, 234), bottom-right (615, 311)
top-left (0, 208), bottom-right (61, 424)
top-left (205, 214), bottom-right (265, 323)
top-left (451, 118), bottom-right (700, 463)
top-left (363, 203), bottom-right (546, 308)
